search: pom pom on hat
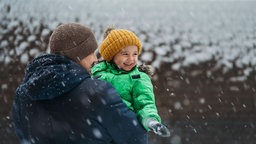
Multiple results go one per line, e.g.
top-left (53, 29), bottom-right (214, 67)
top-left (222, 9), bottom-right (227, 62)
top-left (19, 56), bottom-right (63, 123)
top-left (49, 23), bottom-right (98, 62)
top-left (99, 27), bottom-right (142, 62)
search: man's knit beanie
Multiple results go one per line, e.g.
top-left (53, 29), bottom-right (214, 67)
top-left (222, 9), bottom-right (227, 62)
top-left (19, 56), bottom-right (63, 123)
top-left (49, 23), bottom-right (98, 62)
top-left (99, 27), bottom-right (142, 62)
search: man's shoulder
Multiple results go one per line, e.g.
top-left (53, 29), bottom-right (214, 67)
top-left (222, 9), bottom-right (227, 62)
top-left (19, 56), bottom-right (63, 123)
top-left (77, 77), bottom-right (114, 92)
top-left (73, 76), bottom-right (121, 103)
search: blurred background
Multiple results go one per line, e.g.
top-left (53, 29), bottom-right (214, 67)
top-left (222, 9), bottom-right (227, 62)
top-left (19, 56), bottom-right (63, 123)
top-left (1, 0), bottom-right (256, 143)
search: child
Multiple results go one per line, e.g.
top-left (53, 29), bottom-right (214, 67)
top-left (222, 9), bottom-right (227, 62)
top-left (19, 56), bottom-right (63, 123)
top-left (91, 27), bottom-right (170, 137)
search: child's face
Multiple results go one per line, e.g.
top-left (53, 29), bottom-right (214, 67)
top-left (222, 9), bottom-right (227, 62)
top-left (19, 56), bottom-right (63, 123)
top-left (113, 45), bottom-right (138, 71)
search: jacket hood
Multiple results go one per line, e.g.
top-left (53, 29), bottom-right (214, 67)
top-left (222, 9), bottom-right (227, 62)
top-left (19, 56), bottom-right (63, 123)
top-left (16, 54), bottom-right (89, 100)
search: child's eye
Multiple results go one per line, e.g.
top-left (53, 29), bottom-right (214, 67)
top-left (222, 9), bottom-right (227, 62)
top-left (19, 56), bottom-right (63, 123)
top-left (122, 53), bottom-right (129, 55)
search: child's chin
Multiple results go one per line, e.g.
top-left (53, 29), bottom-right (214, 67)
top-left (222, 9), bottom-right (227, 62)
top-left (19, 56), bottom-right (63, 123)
top-left (123, 67), bottom-right (132, 71)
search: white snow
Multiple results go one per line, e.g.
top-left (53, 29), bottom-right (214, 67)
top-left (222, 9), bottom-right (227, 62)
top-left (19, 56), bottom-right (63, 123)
top-left (86, 119), bottom-right (92, 125)
top-left (140, 52), bottom-right (153, 62)
top-left (0, 40), bottom-right (8, 48)
top-left (174, 101), bottom-right (182, 110)
top-left (20, 53), bottom-right (29, 64)
top-left (41, 29), bottom-right (51, 37)
top-left (29, 48), bottom-right (41, 57)
top-left (0, 0), bottom-right (255, 82)
top-left (132, 119), bottom-right (138, 126)
top-left (27, 35), bottom-right (36, 42)
top-left (97, 115), bottom-right (103, 123)
top-left (92, 128), bottom-right (102, 139)
top-left (199, 98), bottom-right (206, 104)
top-left (16, 42), bottom-right (29, 55)
top-left (4, 56), bottom-right (11, 65)
top-left (1, 84), bottom-right (8, 90)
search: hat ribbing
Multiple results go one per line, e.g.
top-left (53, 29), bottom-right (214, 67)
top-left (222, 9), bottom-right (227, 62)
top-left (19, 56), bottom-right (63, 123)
top-left (49, 23), bottom-right (98, 62)
top-left (99, 29), bottom-right (142, 62)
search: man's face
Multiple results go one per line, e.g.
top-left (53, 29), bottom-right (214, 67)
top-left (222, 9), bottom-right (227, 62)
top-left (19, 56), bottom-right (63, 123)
top-left (80, 53), bottom-right (98, 74)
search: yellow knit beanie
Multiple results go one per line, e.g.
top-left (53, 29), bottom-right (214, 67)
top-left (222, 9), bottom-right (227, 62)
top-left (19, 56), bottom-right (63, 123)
top-left (99, 27), bottom-right (142, 62)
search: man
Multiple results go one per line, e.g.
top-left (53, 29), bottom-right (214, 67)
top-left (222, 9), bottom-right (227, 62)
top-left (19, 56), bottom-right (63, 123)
top-left (12, 23), bottom-right (147, 144)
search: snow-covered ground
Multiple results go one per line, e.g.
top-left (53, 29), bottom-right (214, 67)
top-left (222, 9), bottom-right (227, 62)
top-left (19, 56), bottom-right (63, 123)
top-left (1, 0), bottom-right (256, 81)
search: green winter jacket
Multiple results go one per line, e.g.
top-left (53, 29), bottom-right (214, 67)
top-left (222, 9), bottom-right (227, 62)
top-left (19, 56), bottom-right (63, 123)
top-left (91, 61), bottom-right (161, 131)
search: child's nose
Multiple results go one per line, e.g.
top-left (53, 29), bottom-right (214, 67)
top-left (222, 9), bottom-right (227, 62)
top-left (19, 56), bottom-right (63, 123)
top-left (128, 55), bottom-right (134, 61)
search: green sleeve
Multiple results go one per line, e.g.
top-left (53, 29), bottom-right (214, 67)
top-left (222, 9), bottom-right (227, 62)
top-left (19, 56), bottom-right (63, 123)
top-left (132, 73), bottom-right (161, 131)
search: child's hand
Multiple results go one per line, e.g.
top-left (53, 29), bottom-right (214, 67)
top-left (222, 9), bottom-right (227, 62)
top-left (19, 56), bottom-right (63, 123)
top-left (147, 119), bottom-right (171, 137)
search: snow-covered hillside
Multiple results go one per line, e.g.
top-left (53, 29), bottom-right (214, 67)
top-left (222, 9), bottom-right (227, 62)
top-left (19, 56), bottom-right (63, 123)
top-left (1, 0), bottom-right (256, 81)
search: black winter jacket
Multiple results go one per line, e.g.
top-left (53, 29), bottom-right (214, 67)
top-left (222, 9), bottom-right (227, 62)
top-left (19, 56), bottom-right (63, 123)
top-left (12, 54), bottom-right (147, 144)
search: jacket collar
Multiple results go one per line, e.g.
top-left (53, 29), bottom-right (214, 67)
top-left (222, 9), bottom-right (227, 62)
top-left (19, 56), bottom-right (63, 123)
top-left (92, 61), bottom-right (137, 75)
top-left (16, 54), bottom-right (90, 100)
